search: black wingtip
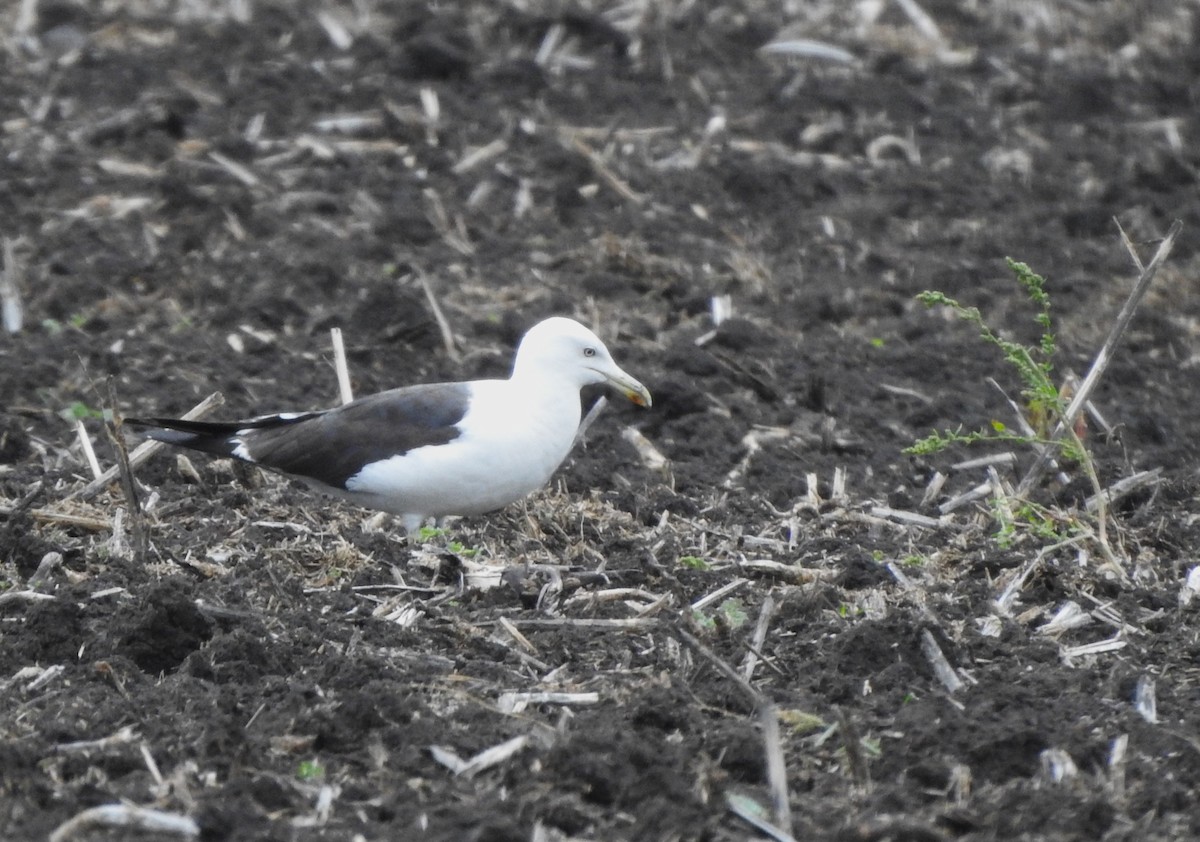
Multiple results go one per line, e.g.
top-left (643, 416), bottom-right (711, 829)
top-left (125, 417), bottom-right (243, 457)
top-left (126, 416), bottom-right (225, 434)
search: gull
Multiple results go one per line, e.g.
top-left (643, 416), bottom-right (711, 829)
top-left (127, 317), bottom-right (652, 532)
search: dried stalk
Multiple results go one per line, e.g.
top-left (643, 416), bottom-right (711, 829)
top-left (1017, 220), bottom-right (1180, 496)
top-left (68, 391), bottom-right (224, 501)
top-left (331, 327), bottom-right (353, 404)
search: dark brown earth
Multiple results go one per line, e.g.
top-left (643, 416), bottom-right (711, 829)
top-left (4, 2), bottom-right (1200, 840)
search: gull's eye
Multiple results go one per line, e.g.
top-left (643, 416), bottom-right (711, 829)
top-left (583, 347), bottom-right (597, 357)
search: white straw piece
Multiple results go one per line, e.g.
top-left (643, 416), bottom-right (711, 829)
top-left (49, 805), bottom-right (199, 842)
top-left (760, 39), bottom-right (856, 63)
top-left (1, 238), bottom-right (23, 333)
top-left (330, 327), bottom-right (354, 405)
top-left (75, 420), bottom-right (103, 480)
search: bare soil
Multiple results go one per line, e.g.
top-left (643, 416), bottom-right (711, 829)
top-left (4, 2), bottom-right (1200, 841)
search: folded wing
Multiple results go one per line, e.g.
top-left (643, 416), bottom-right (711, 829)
top-left (127, 382), bottom-right (471, 490)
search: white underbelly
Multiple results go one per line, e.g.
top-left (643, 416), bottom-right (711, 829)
top-left (344, 381), bottom-right (581, 517)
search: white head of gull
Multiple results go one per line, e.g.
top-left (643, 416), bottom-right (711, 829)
top-left (128, 316), bottom-right (652, 533)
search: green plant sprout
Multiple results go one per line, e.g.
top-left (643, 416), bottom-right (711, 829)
top-left (992, 498), bottom-right (1081, 549)
top-left (907, 258), bottom-right (1112, 557)
top-left (414, 527), bottom-right (479, 557)
top-left (778, 708), bottom-right (827, 735)
top-left (907, 259), bottom-right (1083, 462)
top-left (690, 607), bottom-right (715, 631)
top-left (42, 311), bottom-right (91, 334)
top-left (59, 401), bottom-right (106, 422)
top-left (715, 598), bottom-right (748, 630)
top-left (691, 598), bottom-right (748, 633)
top-left (836, 603), bottom-right (862, 619)
top-left (296, 760), bottom-right (323, 780)
top-left (859, 736), bottom-right (882, 758)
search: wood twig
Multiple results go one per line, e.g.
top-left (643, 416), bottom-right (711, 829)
top-left (574, 396), bottom-right (608, 445)
top-left (567, 134), bottom-right (646, 205)
top-left (418, 273), bottom-right (460, 363)
top-left (0, 589), bottom-right (57, 606)
top-left (510, 617), bottom-right (661, 631)
top-left (835, 707), bottom-right (871, 790)
top-left (950, 450), bottom-right (1018, 472)
top-left (0, 505), bottom-right (113, 531)
top-left (741, 592), bottom-right (777, 681)
top-left (691, 577), bottom-right (748, 611)
top-left (67, 391), bottom-right (224, 502)
top-left (938, 480), bottom-right (991, 514)
top-left (104, 379), bottom-right (148, 561)
top-left (0, 480), bottom-right (46, 549)
top-left (676, 628), bottom-right (762, 710)
top-left (49, 804), bottom-right (199, 842)
top-left (869, 506), bottom-right (945, 529)
top-left (920, 629), bottom-right (964, 694)
top-left (760, 702), bottom-right (793, 832)
top-left (74, 420), bottom-right (102, 480)
top-left (726, 792), bottom-right (799, 842)
top-left (1016, 220), bottom-right (1181, 496)
top-left (1085, 468), bottom-right (1162, 513)
top-left (208, 150), bottom-right (259, 187)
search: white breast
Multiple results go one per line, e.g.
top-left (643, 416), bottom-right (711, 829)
top-left (344, 378), bottom-right (582, 519)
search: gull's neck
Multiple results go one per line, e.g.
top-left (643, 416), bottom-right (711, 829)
top-left (509, 362), bottom-right (581, 396)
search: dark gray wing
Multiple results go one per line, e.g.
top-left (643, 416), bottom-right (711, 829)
top-left (128, 382), bottom-right (471, 489)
